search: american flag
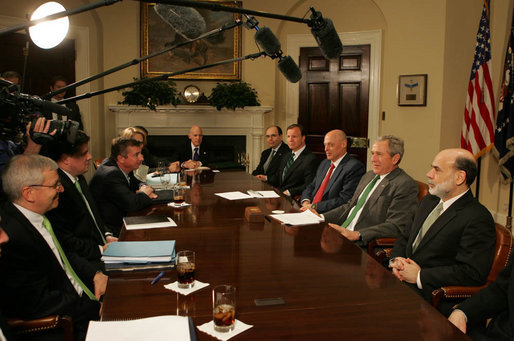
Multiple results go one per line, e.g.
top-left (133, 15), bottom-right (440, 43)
top-left (461, 1), bottom-right (495, 158)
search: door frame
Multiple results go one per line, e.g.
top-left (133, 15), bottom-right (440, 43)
top-left (286, 29), bottom-right (381, 169)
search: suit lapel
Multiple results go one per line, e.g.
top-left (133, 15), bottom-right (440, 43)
top-left (283, 152), bottom-right (303, 182)
top-left (324, 155), bottom-right (349, 195)
top-left (313, 160), bottom-right (331, 192)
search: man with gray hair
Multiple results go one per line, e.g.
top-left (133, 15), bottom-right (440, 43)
top-left (0, 154), bottom-right (106, 340)
top-left (320, 135), bottom-right (419, 248)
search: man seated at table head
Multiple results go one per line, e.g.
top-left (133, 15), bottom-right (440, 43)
top-left (389, 148), bottom-right (496, 316)
top-left (89, 136), bottom-right (157, 236)
top-left (0, 154), bottom-right (106, 340)
top-left (253, 125), bottom-right (290, 183)
top-left (268, 123), bottom-right (319, 197)
top-left (448, 252), bottom-right (514, 340)
top-left (300, 129), bottom-right (365, 213)
top-left (179, 125), bottom-right (213, 169)
top-left (322, 135), bottom-right (418, 247)
top-left (46, 130), bottom-right (118, 268)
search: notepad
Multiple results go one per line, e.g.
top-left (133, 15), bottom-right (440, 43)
top-left (123, 215), bottom-right (177, 230)
top-left (215, 191), bottom-right (252, 200)
top-left (269, 209), bottom-right (324, 226)
top-left (86, 315), bottom-right (194, 341)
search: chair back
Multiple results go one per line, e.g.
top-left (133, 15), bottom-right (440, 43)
top-left (487, 223), bottom-right (512, 283)
top-left (416, 181), bottom-right (429, 203)
top-left (94, 158), bottom-right (104, 170)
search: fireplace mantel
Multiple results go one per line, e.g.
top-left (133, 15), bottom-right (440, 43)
top-left (109, 105), bottom-right (273, 171)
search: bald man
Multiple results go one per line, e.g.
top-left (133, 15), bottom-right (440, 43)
top-left (389, 148), bottom-right (496, 316)
top-left (300, 130), bottom-right (365, 213)
top-left (179, 125), bottom-right (214, 169)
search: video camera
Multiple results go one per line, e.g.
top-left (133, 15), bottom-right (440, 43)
top-left (0, 79), bottom-right (79, 145)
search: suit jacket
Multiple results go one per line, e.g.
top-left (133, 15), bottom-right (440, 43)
top-left (458, 253), bottom-right (513, 340)
top-left (252, 142), bottom-right (290, 179)
top-left (323, 167), bottom-right (418, 246)
top-left (390, 191), bottom-right (496, 308)
top-left (0, 201), bottom-right (100, 337)
top-left (177, 140), bottom-right (213, 167)
top-left (89, 159), bottom-right (153, 236)
top-left (300, 155), bottom-right (365, 213)
top-left (269, 148), bottom-right (320, 197)
top-left (46, 169), bottom-right (111, 267)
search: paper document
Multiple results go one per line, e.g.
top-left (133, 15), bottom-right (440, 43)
top-left (215, 191), bottom-right (252, 200)
top-left (124, 215), bottom-right (177, 230)
top-left (86, 315), bottom-right (192, 341)
top-left (247, 190), bottom-right (280, 198)
top-left (270, 209), bottom-right (324, 226)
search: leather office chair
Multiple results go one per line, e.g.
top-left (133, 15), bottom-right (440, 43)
top-left (431, 223), bottom-right (513, 309)
top-left (367, 180), bottom-right (430, 257)
top-left (7, 315), bottom-right (74, 341)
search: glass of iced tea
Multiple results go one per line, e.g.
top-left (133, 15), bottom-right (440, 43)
top-left (175, 250), bottom-right (195, 289)
top-left (173, 187), bottom-right (185, 205)
top-left (212, 285), bottom-right (236, 332)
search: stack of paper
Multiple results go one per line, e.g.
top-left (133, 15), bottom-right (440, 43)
top-left (269, 209), bottom-right (324, 226)
top-left (215, 191), bottom-right (252, 200)
top-left (102, 240), bottom-right (175, 272)
top-left (123, 215), bottom-right (177, 230)
top-left (86, 315), bottom-right (195, 341)
top-left (247, 190), bottom-right (280, 198)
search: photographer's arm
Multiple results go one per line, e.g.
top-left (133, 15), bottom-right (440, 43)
top-left (24, 117), bottom-right (56, 154)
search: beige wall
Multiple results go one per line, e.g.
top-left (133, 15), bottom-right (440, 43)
top-left (1, 0), bottom-right (513, 221)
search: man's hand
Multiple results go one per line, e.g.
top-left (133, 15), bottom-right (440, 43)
top-left (106, 235), bottom-right (118, 243)
top-left (255, 174), bottom-right (267, 182)
top-left (328, 223), bottom-right (360, 241)
top-left (300, 201), bottom-right (312, 212)
top-left (388, 256), bottom-right (407, 280)
top-left (93, 272), bottom-right (108, 300)
top-left (283, 189), bottom-right (291, 196)
top-left (102, 243), bottom-right (110, 252)
top-left (448, 310), bottom-right (467, 334)
top-left (137, 185), bottom-right (157, 198)
top-left (396, 258), bottom-right (421, 284)
top-left (182, 160), bottom-right (200, 169)
top-left (168, 161), bottom-right (180, 173)
top-left (24, 117), bottom-right (57, 154)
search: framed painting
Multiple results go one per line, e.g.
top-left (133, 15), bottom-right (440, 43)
top-left (140, 1), bottom-right (242, 80)
top-left (398, 74), bottom-right (427, 106)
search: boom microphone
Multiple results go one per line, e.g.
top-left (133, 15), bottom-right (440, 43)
top-left (309, 9), bottom-right (343, 59)
top-left (254, 27), bottom-right (281, 56)
top-left (278, 56), bottom-right (302, 83)
top-left (154, 4), bottom-right (206, 40)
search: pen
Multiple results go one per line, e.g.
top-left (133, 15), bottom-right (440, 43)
top-left (151, 271), bottom-right (165, 285)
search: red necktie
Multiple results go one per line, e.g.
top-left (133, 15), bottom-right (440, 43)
top-left (312, 163), bottom-right (335, 204)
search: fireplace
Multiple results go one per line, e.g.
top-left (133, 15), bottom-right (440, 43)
top-left (109, 105), bottom-right (273, 171)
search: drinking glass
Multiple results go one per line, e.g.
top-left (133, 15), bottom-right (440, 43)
top-left (212, 285), bottom-right (236, 332)
top-left (176, 250), bottom-right (195, 288)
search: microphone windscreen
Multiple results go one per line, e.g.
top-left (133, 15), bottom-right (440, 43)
top-left (311, 17), bottom-right (343, 59)
top-left (38, 100), bottom-right (72, 118)
top-left (278, 55), bottom-right (302, 83)
top-left (154, 4), bottom-right (207, 40)
top-left (254, 27), bottom-right (282, 56)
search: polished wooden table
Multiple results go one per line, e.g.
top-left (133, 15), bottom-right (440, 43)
top-left (101, 170), bottom-right (469, 340)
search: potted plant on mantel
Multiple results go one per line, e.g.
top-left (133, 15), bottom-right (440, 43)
top-left (119, 78), bottom-right (180, 110)
top-left (208, 82), bottom-right (260, 110)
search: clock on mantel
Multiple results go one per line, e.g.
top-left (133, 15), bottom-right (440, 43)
top-left (182, 85), bottom-right (209, 105)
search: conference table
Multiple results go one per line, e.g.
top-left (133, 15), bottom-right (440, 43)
top-left (101, 170), bottom-right (469, 340)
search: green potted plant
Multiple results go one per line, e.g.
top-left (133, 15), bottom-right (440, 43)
top-left (119, 78), bottom-right (180, 110)
top-left (208, 82), bottom-right (260, 110)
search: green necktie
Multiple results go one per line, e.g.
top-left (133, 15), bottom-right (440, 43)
top-left (282, 153), bottom-right (295, 180)
top-left (412, 202), bottom-right (444, 252)
top-left (42, 216), bottom-right (98, 301)
top-left (341, 175), bottom-right (380, 228)
top-left (75, 180), bottom-right (106, 244)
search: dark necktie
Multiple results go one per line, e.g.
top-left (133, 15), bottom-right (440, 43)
top-left (193, 147), bottom-right (200, 161)
top-left (75, 179), bottom-right (106, 244)
top-left (312, 163), bottom-right (335, 204)
top-left (42, 217), bottom-right (97, 301)
top-left (282, 153), bottom-right (295, 180)
top-left (341, 175), bottom-right (380, 228)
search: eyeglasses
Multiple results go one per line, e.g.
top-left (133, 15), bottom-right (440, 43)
top-left (29, 182), bottom-right (63, 190)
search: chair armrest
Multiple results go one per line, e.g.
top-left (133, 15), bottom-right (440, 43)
top-left (431, 284), bottom-right (489, 309)
top-left (7, 315), bottom-right (73, 340)
top-left (367, 238), bottom-right (396, 257)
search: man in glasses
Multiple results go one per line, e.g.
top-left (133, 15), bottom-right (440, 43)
top-left (0, 154), bottom-right (106, 340)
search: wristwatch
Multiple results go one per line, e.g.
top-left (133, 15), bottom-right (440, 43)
top-left (311, 203), bottom-right (317, 210)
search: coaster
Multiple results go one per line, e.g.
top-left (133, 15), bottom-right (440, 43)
top-left (163, 280), bottom-right (209, 295)
top-left (197, 320), bottom-right (253, 341)
top-left (167, 202), bottom-right (192, 208)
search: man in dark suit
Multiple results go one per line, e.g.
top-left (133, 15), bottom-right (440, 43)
top-left (252, 126), bottom-right (290, 183)
top-left (179, 125), bottom-right (213, 169)
top-left (90, 137), bottom-right (157, 236)
top-left (46, 131), bottom-right (117, 268)
top-left (0, 154), bottom-right (106, 340)
top-left (389, 148), bottom-right (496, 316)
top-left (0, 226), bottom-right (13, 341)
top-left (448, 254), bottom-right (514, 340)
top-left (45, 75), bottom-right (84, 130)
top-left (268, 124), bottom-right (319, 197)
top-left (321, 135), bottom-right (418, 247)
top-left (300, 129), bottom-right (365, 213)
